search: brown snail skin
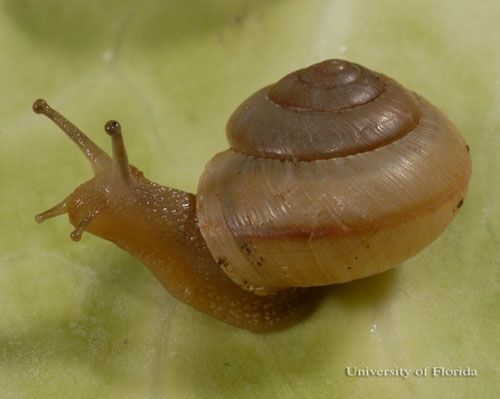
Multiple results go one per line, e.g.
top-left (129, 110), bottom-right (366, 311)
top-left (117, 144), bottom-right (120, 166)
top-left (33, 59), bottom-right (471, 332)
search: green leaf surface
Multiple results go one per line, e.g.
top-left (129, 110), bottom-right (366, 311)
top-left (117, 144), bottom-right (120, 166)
top-left (0, 0), bottom-right (498, 398)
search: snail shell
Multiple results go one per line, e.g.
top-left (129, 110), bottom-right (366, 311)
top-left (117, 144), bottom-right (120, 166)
top-left (197, 59), bottom-right (471, 294)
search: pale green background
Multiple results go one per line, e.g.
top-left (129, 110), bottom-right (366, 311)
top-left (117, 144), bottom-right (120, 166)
top-left (0, 0), bottom-right (498, 398)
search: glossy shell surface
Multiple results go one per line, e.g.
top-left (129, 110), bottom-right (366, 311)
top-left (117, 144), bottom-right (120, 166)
top-left (197, 60), bottom-right (471, 294)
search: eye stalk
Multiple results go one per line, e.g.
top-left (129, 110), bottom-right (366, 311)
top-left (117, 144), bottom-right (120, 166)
top-left (32, 99), bottom-right (133, 240)
top-left (32, 99), bottom-right (111, 174)
top-left (104, 120), bottom-right (132, 186)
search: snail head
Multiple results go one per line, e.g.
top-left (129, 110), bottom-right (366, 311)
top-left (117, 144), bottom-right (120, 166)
top-left (32, 99), bottom-right (148, 242)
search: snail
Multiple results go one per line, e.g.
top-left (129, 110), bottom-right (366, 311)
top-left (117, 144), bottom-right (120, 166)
top-left (33, 59), bottom-right (471, 332)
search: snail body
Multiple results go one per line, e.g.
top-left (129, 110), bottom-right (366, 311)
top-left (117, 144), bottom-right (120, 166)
top-left (33, 59), bottom-right (471, 332)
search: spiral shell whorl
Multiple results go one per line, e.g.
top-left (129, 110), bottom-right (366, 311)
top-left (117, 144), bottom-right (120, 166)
top-left (268, 59), bottom-right (384, 110)
top-left (227, 59), bottom-right (421, 161)
top-left (199, 59), bottom-right (471, 294)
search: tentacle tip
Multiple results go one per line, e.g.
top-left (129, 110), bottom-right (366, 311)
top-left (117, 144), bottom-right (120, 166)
top-left (34, 214), bottom-right (45, 224)
top-left (105, 120), bottom-right (121, 136)
top-left (33, 98), bottom-right (49, 114)
top-left (70, 230), bottom-right (83, 242)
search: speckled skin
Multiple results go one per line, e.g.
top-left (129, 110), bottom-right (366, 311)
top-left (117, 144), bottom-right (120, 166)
top-left (33, 98), bottom-right (318, 333)
top-left (66, 168), bottom-right (319, 332)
